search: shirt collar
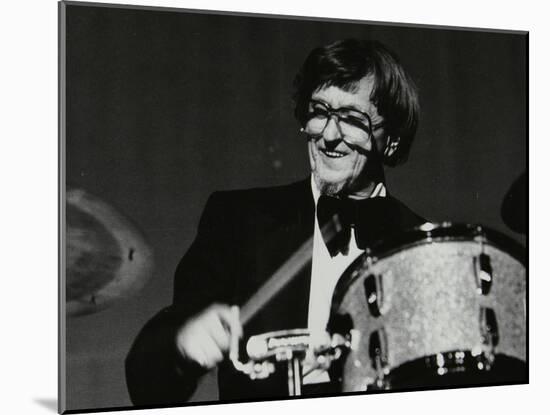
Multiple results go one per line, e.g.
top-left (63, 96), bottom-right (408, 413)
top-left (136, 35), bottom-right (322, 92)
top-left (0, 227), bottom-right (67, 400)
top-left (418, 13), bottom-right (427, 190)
top-left (310, 174), bottom-right (387, 206)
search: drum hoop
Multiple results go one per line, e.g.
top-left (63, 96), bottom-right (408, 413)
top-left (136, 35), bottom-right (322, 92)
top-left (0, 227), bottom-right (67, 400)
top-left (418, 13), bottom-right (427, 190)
top-left (330, 223), bottom-right (526, 313)
top-left (365, 223), bottom-right (525, 265)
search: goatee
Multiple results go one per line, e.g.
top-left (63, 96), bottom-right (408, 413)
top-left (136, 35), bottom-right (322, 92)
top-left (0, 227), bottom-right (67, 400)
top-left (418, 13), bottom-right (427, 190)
top-left (314, 172), bottom-right (347, 197)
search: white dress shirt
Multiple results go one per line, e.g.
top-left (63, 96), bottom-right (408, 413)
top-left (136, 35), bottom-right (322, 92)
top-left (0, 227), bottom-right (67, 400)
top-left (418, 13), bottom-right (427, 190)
top-left (304, 176), bottom-right (386, 384)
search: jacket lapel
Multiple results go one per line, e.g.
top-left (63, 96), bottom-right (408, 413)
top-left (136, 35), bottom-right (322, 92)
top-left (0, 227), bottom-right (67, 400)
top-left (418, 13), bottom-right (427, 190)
top-left (243, 179), bottom-right (315, 336)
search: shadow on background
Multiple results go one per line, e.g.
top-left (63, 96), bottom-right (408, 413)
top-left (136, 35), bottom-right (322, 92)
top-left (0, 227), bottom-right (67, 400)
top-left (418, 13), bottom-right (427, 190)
top-left (34, 398), bottom-right (57, 412)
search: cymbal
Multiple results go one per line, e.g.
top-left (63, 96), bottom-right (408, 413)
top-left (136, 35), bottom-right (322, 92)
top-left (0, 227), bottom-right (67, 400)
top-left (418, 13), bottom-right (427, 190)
top-left (501, 171), bottom-right (527, 234)
top-left (65, 189), bottom-right (154, 316)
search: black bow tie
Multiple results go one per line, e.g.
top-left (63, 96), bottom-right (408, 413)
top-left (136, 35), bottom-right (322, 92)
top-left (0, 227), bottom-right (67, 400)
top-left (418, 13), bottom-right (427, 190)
top-left (316, 194), bottom-right (401, 256)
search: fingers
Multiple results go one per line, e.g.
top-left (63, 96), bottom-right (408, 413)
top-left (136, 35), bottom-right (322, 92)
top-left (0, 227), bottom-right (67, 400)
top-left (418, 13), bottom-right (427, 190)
top-left (204, 304), bottom-right (242, 359)
top-left (182, 331), bottom-right (220, 369)
top-left (203, 311), bottom-right (231, 351)
top-left (213, 304), bottom-right (242, 339)
top-left (176, 304), bottom-right (243, 369)
top-left (198, 336), bottom-right (224, 369)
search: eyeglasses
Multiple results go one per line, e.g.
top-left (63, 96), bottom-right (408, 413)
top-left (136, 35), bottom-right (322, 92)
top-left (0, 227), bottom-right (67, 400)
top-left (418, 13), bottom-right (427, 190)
top-left (303, 99), bottom-right (383, 141)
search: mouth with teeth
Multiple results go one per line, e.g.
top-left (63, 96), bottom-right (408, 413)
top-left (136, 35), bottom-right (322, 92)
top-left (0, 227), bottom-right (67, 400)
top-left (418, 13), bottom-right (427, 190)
top-left (321, 149), bottom-right (347, 158)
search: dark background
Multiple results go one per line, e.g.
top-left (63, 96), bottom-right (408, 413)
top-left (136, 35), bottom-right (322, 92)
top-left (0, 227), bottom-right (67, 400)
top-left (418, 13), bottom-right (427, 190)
top-left (64, 2), bottom-right (527, 410)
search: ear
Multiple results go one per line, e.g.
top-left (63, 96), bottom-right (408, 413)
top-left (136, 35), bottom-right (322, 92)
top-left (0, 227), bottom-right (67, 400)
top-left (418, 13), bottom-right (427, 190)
top-left (383, 136), bottom-right (400, 158)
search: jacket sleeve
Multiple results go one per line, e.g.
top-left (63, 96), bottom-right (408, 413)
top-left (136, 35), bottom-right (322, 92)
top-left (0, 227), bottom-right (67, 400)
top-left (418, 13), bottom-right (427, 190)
top-left (125, 192), bottom-right (241, 406)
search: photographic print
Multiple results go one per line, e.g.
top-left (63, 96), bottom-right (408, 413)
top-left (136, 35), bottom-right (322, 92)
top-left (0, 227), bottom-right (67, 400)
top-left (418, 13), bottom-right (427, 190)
top-left (59, 1), bottom-right (527, 412)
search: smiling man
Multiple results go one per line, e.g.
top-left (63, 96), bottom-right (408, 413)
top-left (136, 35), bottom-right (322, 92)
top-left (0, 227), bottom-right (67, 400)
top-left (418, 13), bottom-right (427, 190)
top-left (126, 39), bottom-right (424, 405)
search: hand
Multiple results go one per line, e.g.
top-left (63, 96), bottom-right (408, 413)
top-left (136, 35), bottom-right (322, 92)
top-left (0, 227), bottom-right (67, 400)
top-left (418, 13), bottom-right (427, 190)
top-left (176, 304), bottom-right (242, 369)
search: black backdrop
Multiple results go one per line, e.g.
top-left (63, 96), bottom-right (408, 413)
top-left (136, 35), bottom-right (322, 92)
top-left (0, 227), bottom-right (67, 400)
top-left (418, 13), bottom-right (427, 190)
top-left (64, 3), bottom-right (527, 410)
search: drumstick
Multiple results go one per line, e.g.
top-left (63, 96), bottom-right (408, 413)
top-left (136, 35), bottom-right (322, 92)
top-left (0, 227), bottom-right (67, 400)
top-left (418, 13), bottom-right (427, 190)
top-left (239, 215), bottom-right (341, 325)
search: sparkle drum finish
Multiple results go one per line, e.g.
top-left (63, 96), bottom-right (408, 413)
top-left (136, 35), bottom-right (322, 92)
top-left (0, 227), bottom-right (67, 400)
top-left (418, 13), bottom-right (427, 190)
top-left (328, 223), bottom-right (526, 391)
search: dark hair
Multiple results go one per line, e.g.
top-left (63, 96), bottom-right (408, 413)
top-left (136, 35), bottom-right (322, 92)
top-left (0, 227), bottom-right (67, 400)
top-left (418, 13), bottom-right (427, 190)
top-left (293, 39), bottom-right (419, 166)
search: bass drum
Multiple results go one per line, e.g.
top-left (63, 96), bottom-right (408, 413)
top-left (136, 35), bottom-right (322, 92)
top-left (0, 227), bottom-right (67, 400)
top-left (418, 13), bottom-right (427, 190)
top-left (328, 223), bottom-right (526, 391)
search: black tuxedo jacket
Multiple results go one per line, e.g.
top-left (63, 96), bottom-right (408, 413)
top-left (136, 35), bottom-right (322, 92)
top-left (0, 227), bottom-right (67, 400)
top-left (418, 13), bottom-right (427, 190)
top-left (125, 179), bottom-right (424, 406)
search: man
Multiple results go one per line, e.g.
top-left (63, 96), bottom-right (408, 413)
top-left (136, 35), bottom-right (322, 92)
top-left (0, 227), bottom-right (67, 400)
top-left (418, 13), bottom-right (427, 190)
top-left (125, 38), bottom-right (423, 406)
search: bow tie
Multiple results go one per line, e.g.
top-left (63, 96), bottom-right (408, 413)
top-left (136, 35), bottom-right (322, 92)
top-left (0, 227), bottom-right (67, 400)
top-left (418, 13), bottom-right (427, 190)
top-left (316, 194), bottom-right (400, 256)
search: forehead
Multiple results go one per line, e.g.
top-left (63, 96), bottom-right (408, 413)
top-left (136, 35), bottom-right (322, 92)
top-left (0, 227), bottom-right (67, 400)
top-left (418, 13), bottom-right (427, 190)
top-left (311, 76), bottom-right (376, 114)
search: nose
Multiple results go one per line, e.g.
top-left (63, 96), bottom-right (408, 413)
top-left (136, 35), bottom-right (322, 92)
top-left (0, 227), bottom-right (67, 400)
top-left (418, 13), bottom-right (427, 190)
top-left (322, 116), bottom-right (343, 143)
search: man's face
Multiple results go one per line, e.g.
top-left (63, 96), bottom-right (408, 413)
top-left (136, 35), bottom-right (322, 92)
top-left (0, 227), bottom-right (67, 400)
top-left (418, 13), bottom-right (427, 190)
top-left (307, 76), bottom-right (387, 197)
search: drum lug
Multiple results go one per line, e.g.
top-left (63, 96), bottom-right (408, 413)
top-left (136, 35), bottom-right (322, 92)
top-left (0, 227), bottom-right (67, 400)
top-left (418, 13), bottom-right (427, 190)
top-left (479, 307), bottom-right (499, 352)
top-left (364, 273), bottom-right (384, 316)
top-left (368, 329), bottom-right (390, 389)
top-left (473, 253), bottom-right (493, 295)
top-left (473, 231), bottom-right (493, 295)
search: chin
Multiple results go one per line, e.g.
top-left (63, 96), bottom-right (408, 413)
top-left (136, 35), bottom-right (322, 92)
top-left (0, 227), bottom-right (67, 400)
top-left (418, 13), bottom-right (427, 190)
top-left (314, 171), bottom-right (350, 196)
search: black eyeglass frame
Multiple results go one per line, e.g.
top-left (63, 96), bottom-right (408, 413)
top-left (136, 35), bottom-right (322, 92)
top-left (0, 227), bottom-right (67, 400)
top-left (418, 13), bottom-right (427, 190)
top-left (304, 99), bottom-right (385, 140)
